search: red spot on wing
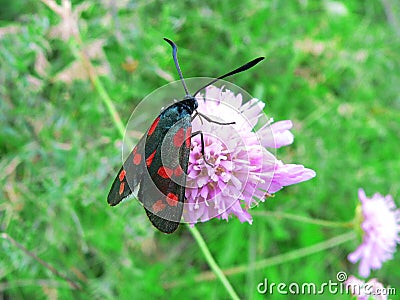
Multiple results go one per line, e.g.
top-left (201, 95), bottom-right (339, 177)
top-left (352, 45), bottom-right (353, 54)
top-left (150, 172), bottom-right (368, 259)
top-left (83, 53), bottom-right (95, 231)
top-left (146, 150), bottom-right (156, 167)
top-left (133, 153), bottom-right (142, 165)
top-left (119, 182), bottom-right (125, 195)
top-left (174, 166), bottom-right (183, 177)
top-left (119, 169), bottom-right (126, 181)
top-left (185, 127), bottom-right (192, 148)
top-left (173, 128), bottom-right (185, 147)
top-left (157, 166), bottom-right (173, 179)
top-left (166, 192), bottom-right (179, 206)
top-left (148, 117), bottom-right (160, 136)
top-left (152, 199), bottom-right (166, 213)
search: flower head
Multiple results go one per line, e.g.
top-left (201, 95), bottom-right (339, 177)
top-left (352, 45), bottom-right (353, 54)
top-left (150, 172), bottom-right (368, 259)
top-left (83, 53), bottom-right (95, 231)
top-left (348, 189), bottom-right (400, 277)
top-left (183, 85), bottom-right (315, 224)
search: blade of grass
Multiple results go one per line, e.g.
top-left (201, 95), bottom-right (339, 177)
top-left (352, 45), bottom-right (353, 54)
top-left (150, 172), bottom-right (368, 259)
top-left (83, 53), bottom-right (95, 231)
top-left (1, 233), bottom-right (81, 290)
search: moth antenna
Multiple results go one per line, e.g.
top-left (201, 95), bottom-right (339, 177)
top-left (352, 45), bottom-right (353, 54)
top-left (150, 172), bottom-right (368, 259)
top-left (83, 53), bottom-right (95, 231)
top-left (193, 57), bottom-right (265, 97)
top-left (164, 38), bottom-right (190, 97)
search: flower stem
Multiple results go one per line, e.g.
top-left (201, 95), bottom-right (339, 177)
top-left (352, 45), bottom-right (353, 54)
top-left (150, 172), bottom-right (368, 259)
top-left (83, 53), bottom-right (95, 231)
top-left (165, 231), bottom-right (355, 288)
top-left (90, 75), bottom-right (126, 138)
top-left (187, 225), bottom-right (240, 300)
top-left (67, 34), bottom-right (126, 138)
top-left (221, 231), bottom-right (355, 275)
top-left (252, 211), bottom-right (353, 228)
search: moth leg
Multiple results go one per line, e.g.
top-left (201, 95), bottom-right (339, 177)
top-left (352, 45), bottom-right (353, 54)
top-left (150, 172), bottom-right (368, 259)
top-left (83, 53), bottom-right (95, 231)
top-left (190, 130), bottom-right (215, 167)
top-left (192, 111), bottom-right (236, 126)
top-left (192, 111), bottom-right (203, 125)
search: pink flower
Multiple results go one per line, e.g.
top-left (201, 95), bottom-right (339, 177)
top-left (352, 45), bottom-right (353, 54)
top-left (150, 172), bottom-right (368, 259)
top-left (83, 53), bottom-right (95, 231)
top-left (348, 189), bottom-right (400, 277)
top-left (183, 86), bottom-right (315, 224)
top-left (346, 275), bottom-right (390, 300)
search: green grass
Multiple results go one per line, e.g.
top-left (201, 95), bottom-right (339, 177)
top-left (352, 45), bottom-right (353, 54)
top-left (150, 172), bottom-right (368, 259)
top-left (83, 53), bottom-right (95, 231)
top-left (1, 0), bottom-right (400, 299)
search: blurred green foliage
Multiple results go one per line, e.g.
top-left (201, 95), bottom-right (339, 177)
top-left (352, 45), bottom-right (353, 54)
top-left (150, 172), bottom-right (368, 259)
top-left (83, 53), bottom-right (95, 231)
top-left (1, 0), bottom-right (399, 299)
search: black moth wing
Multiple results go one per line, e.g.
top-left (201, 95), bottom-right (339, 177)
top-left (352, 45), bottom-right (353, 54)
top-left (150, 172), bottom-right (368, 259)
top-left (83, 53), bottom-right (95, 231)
top-left (107, 133), bottom-right (146, 206)
top-left (140, 104), bottom-right (193, 234)
top-left (107, 101), bottom-right (194, 234)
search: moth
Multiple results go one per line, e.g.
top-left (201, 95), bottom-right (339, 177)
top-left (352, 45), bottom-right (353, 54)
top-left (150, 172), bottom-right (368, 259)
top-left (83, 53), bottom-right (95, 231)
top-left (108, 38), bottom-right (264, 233)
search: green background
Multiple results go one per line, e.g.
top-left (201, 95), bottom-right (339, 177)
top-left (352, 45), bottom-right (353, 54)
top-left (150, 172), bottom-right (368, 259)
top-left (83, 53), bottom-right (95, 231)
top-left (1, 0), bottom-right (399, 299)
